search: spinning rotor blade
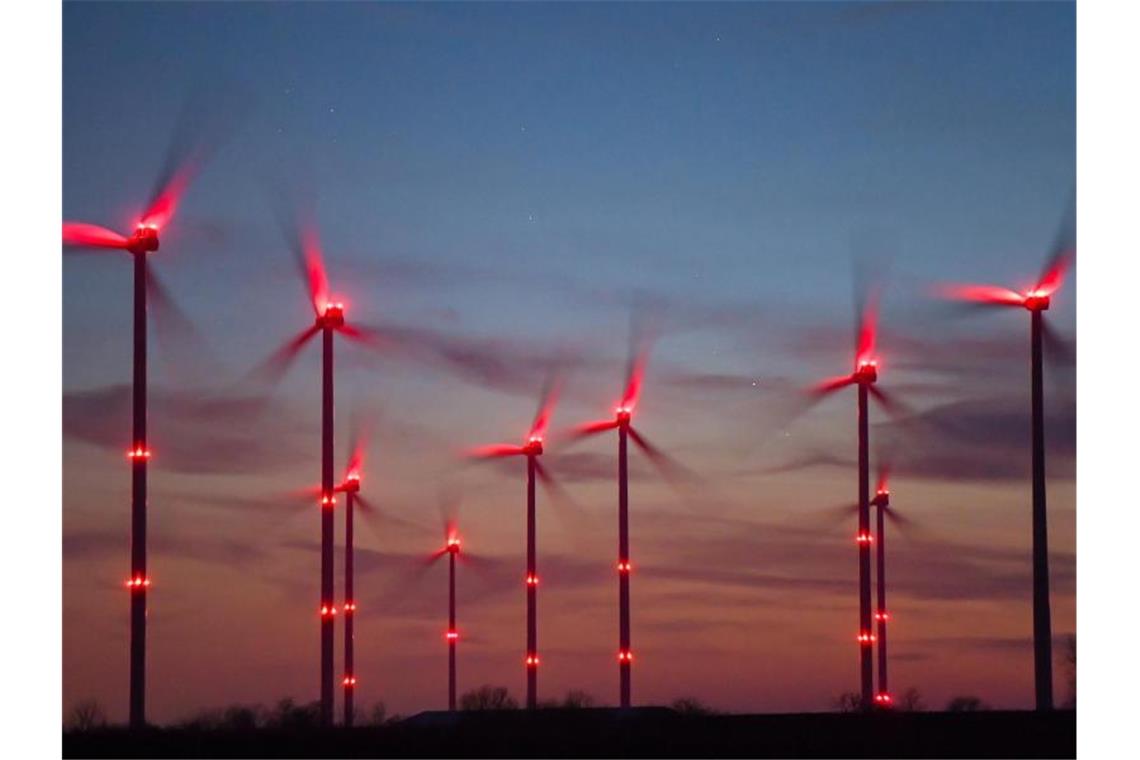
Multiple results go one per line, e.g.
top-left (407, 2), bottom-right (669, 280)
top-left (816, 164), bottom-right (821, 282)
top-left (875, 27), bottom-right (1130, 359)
top-left (62, 222), bottom-right (129, 251)
top-left (249, 325), bottom-right (321, 385)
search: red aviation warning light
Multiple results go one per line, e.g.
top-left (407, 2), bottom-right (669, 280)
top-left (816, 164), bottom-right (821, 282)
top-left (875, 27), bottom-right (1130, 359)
top-left (342, 676), bottom-right (357, 687)
top-left (320, 605), bottom-right (338, 618)
top-left (127, 447), bottom-right (151, 460)
top-left (618, 650), bottom-right (634, 663)
top-left (617, 561), bottom-right (632, 574)
top-left (874, 693), bottom-right (893, 706)
top-left (321, 494), bottom-right (335, 509)
top-left (342, 471), bottom-right (361, 493)
top-left (1023, 289), bottom-right (1051, 312)
top-left (875, 611), bottom-right (891, 622)
top-left (125, 576), bottom-right (151, 589)
top-left (857, 632), bottom-right (876, 644)
top-left (856, 531), bottom-right (874, 544)
top-left (344, 601), bottom-right (357, 613)
top-left (446, 630), bottom-right (459, 641)
top-left (854, 358), bottom-right (878, 384)
top-left (525, 655), bottom-right (540, 667)
top-left (525, 574), bottom-right (539, 586)
top-left (447, 536), bottom-right (461, 555)
top-left (126, 223), bottom-right (160, 255)
top-left (318, 301), bottom-right (346, 328)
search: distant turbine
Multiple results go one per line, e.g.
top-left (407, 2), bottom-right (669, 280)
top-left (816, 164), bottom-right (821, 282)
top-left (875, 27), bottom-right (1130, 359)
top-left (468, 379), bottom-right (563, 709)
top-left (936, 203), bottom-right (1075, 711)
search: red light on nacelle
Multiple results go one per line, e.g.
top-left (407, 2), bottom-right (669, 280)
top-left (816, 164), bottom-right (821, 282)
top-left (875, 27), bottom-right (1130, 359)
top-left (447, 537), bottom-right (461, 554)
top-left (615, 406), bottom-right (632, 422)
top-left (525, 655), bottom-right (540, 667)
top-left (618, 650), bottom-right (634, 663)
top-left (1023, 290), bottom-right (1051, 312)
top-left (525, 574), bottom-right (539, 586)
top-left (319, 301), bottom-right (346, 328)
top-left (854, 359), bottom-right (879, 383)
top-left (127, 447), bottom-right (151, 460)
top-left (617, 561), bottom-right (632, 573)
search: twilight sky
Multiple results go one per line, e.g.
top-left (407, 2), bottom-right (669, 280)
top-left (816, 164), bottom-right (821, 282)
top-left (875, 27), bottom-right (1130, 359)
top-left (63, 1), bottom-right (1075, 722)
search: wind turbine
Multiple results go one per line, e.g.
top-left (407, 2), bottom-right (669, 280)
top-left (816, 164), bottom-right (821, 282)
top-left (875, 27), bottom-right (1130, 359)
top-left (62, 110), bottom-right (230, 728)
top-left (805, 288), bottom-right (905, 709)
top-left (468, 379), bottom-right (562, 710)
top-left (254, 212), bottom-right (405, 725)
top-left (936, 207), bottom-right (1075, 711)
top-left (568, 335), bottom-right (688, 708)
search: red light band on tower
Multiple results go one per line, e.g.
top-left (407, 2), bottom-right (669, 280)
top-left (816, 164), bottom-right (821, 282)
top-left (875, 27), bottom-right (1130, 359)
top-left (857, 632), bottom-right (876, 644)
top-left (342, 676), bottom-right (357, 687)
top-left (125, 576), bottom-right (151, 589)
top-left (446, 630), bottom-right (458, 641)
top-left (618, 650), bottom-right (634, 663)
top-left (320, 605), bottom-right (338, 618)
top-left (344, 601), bottom-right (356, 613)
top-left (617, 561), bottom-right (632, 573)
top-left (856, 532), bottom-right (874, 544)
top-left (525, 574), bottom-right (539, 586)
top-left (126, 447), bottom-right (151, 460)
top-left (875, 612), bottom-right (890, 622)
top-left (321, 495), bottom-right (335, 509)
top-left (525, 655), bottom-right (540, 667)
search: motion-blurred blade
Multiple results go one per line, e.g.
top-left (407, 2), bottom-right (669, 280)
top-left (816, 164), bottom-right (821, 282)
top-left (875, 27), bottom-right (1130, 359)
top-left (145, 267), bottom-right (213, 376)
top-left (529, 372), bottom-right (562, 441)
top-left (1036, 192), bottom-right (1076, 297)
top-left (533, 459), bottom-right (594, 542)
top-left (627, 427), bottom-right (700, 488)
top-left (1041, 321), bottom-right (1075, 368)
top-left (467, 444), bottom-right (526, 460)
top-left (934, 283), bottom-right (1025, 308)
top-left (356, 494), bottom-right (432, 540)
top-left (141, 87), bottom-right (248, 231)
top-left (249, 325), bottom-right (320, 385)
top-left (868, 385), bottom-right (912, 418)
top-left (62, 222), bottom-right (128, 251)
top-left (810, 375), bottom-right (856, 396)
top-left (566, 419), bottom-right (619, 441)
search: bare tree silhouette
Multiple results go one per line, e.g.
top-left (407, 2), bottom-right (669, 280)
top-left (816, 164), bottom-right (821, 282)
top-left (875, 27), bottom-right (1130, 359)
top-left (672, 697), bottom-right (716, 715)
top-left (561, 690), bottom-right (598, 709)
top-left (460, 685), bottom-right (519, 711)
top-left (897, 687), bottom-right (925, 712)
top-left (832, 692), bottom-right (864, 713)
top-left (65, 699), bottom-right (107, 732)
top-left (1062, 634), bottom-right (1076, 708)
top-left (946, 696), bottom-right (990, 712)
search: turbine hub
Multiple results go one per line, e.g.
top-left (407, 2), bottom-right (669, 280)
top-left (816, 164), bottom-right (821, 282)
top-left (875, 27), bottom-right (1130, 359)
top-left (318, 302), bottom-right (345, 328)
top-left (343, 472), bottom-right (361, 493)
top-left (447, 537), bottom-right (461, 555)
top-left (615, 407), bottom-right (632, 424)
top-left (1023, 291), bottom-right (1051, 311)
top-left (524, 436), bottom-right (544, 456)
top-left (854, 359), bottom-right (878, 384)
top-left (127, 224), bottom-right (159, 255)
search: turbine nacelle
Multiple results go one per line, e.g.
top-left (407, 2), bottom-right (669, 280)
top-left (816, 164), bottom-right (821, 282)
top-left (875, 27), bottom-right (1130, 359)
top-left (523, 435), bottom-right (544, 456)
top-left (1023, 290), bottom-right (1051, 312)
top-left (615, 406), bottom-right (633, 424)
top-left (127, 224), bottom-right (160, 255)
top-left (317, 302), bottom-right (345, 329)
top-left (854, 359), bottom-right (878, 385)
top-left (342, 471), bottom-right (361, 493)
top-left (446, 536), bottom-right (461, 555)
top-left (872, 488), bottom-right (890, 508)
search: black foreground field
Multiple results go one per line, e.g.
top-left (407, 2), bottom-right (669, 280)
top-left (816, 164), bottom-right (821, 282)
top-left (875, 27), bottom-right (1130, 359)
top-left (64, 707), bottom-right (1076, 758)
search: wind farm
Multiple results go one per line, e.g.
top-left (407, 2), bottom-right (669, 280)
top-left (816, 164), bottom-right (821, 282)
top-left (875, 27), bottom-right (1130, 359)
top-left (58, 2), bottom-right (1079, 758)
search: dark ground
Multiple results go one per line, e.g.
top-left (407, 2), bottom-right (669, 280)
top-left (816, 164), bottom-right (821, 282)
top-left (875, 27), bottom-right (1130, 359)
top-left (64, 707), bottom-right (1076, 758)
